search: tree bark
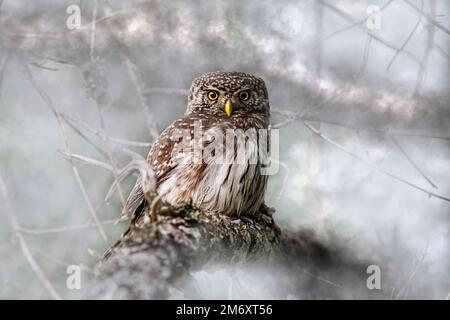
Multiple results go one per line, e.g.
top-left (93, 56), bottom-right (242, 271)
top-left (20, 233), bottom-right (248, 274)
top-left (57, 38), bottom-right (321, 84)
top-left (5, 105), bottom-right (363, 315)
top-left (88, 206), bottom-right (370, 299)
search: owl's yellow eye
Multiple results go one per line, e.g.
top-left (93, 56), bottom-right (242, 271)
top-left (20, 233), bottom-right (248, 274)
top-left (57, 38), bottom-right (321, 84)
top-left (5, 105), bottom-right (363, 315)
top-left (239, 91), bottom-right (250, 101)
top-left (207, 90), bottom-right (219, 101)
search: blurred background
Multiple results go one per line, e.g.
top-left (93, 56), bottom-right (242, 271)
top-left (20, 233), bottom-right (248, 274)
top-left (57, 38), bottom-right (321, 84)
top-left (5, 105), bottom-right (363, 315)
top-left (0, 0), bottom-right (449, 299)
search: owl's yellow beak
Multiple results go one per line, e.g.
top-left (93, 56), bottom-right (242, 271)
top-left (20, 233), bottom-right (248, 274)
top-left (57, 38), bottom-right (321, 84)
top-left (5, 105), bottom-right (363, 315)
top-left (225, 100), bottom-right (233, 117)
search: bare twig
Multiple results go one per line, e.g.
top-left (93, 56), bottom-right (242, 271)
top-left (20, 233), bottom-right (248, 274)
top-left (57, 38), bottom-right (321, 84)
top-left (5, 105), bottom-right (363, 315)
top-left (390, 135), bottom-right (438, 189)
top-left (323, 0), bottom-right (395, 42)
top-left (63, 117), bottom-right (108, 156)
top-left (298, 267), bottom-right (343, 289)
top-left (314, 0), bottom-right (323, 78)
top-left (0, 50), bottom-right (11, 98)
top-left (0, 170), bottom-right (62, 300)
top-left (270, 86), bottom-right (351, 129)
top-left (61, 112), bottom-right (152, 147)
top-left (23, 62), bottom-right (109, 243)
top-left (414, 0), bottom-right (436, 96)
top-left (87, 2), bottom-right (130, 218)
top-left (78, 8), bottom-right (138, 31)
top-left (357, 33), bottom-right (372, 77)
top-left (122, 56), bottom-right (160, 140)
top-left (17, 219), bottom-right (127, 235)
top-left (403, 0), bottom-right (450, 36)
top-left (94, 102), bottom-right (130, 216)
top-left (272, 109), bottom-right (450, 142)
top-left (393, 244), bottom-right (428, 299)
top-left (29, 61), bottom-right (59, 71)
top-left (433, 43), bottom-right (450, 59)
top-left (386, 1), bottom-right (423, 72)
top-left (59, 150), bottom-right (147, 209)
top-left (145, 87), bottom-right (187, 95)
top-left (104, 161), bottom-right (137, 204)
top-left (60, 151), bottom-right (113, 172)
top-left (35, 251), bottom-right (96, 275)
top-left (271, 160), bottom-right (290, 205)
top-left (89, 0), bottom-right (99, 61)
top-left (100, 1), bottom-right (160, 141)
top-left (322, 0), bottom-right (421, 65)
top-left (302, 120), bottom-right (450, 203)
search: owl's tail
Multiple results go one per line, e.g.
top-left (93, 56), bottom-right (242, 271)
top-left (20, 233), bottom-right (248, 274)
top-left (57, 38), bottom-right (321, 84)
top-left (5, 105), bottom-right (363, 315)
top-left (100, 225), bottom-right (133, 261)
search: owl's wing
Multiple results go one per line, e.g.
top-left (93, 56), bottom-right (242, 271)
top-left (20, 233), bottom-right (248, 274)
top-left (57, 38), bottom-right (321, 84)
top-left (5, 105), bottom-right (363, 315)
top-left (103, 114), bottom-right (223, 260)
top-left (121, 176), bottom-right (145, 217)
top-left (122, 116), bottom-right (198, 218)
top-left (103, 117), bottom-right (195, 261)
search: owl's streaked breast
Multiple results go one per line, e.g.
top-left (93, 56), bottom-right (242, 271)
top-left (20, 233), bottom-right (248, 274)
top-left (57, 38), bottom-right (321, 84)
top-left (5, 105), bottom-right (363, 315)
top-left (155, 113), bottom-right (268, 216)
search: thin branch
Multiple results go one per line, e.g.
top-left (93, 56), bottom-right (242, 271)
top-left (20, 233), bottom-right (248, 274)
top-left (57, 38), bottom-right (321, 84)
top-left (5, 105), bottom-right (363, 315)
top-left (104, 161), bottom-right (137, 204)
top-left (322, 0), bottom-right (421, 65)
top-left (60, 151), bottom-right (113, 172)
top-left (29, 61), bottom-right (59, 71)
top-left (386, 0), bottom-right (423, 72)
top-left (390, 135), bottom-right (438, 189)
top-left (414, 0), bottom-right (436, 96)
top-left (63, 117), bottom-right (108, 156)
top-left (23, 61), bottom-right (110, 243)
top-left (0, 170), bottom-right (62, 300)
top-left (270, 86), bottom-right (351, 129)
top-left (393, 244), bottom-right (428, 299)
top-left (303, 120), bottom-right (450, 203)
top-left (145, 87), bottom-right (187, 95)
top-left (78, 8), bottom-right (138, 31)
top-left (272, 109), bottom-right (450, 142)
top-left (0, 50), bottom-right (11, 99)
top-left (122, 56), bottom-right (160, 140)
top-left (357, 33), bottom-right (372, 77)
top-left (101, 2), bottom-right (160, 141)
top-left (270, 159), bottom-right (290, 205)
top-left (433, 43), bottom-right (450, 60)
top-left (17, 219), bottom-right (127, 235)
top-left (35, 251), bottom-right (96, 275)
top-left (323, 0), bottom-right (395, 42)
top-left (298, 267), bottom-right (343, 289)
top-left (61, 112), bottom-right (152, 147)
top-left (89, 0), bottom-right (98, 62)
top-left (403, 0), bottom-right (450, 36)
top-left (314, 0), bottom-right (323, 78)
top-left (59, 150), bottom-right (147, 209)
top-left (85, 1), bottom-right (131, 219)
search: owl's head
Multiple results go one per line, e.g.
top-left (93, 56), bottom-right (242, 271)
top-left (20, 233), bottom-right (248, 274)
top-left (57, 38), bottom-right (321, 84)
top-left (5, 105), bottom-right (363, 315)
top-left (187, 71), bottom-right (270, 125)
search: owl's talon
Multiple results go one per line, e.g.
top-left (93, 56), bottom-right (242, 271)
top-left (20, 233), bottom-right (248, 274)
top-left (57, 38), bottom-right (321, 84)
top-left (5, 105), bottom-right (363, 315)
top-left (259, 203), bottom-right (275, 216)
top-left (149, 195), bottom-right (161, 223)
top-left (239, 216), bottom-right (254, 224)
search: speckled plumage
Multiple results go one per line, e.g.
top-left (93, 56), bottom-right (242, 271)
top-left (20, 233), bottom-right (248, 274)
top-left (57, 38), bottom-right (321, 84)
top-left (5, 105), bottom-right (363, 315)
top-left (126, 71), bottom-right (271, 219)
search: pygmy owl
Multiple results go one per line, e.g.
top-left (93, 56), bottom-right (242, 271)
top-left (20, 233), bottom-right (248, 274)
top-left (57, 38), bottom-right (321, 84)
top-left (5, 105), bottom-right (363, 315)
top-left (126, 71), bottom-right (271, 222)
